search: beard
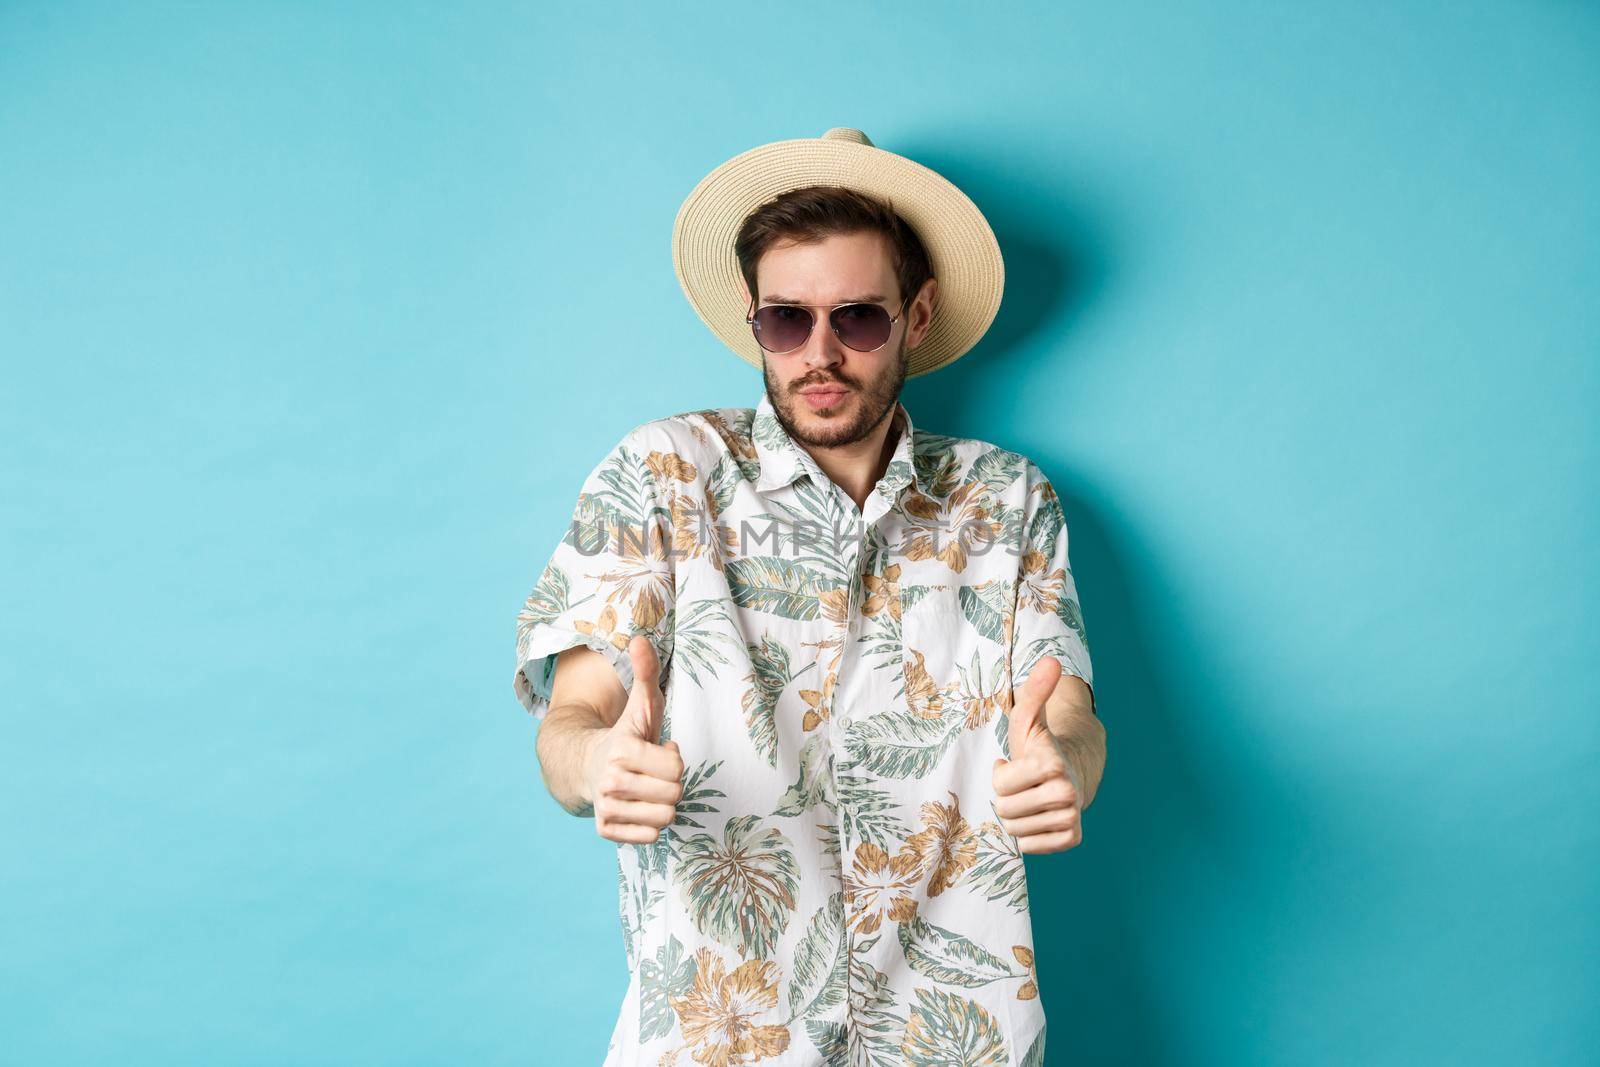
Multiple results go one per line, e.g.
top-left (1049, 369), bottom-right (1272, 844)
top-left (763, 332), bottom-right (910, 449)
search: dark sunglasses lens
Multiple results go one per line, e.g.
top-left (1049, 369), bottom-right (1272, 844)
top-left (752, 305), bottom-right (813, 352)
top-left (832, 304), bottom-right (894, 351)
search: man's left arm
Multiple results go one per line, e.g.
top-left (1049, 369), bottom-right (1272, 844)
top-left (996, 460), bottom-right (1103, 850)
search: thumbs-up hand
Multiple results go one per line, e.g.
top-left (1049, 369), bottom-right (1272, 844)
top-left (582, 634), bottom-right (685, 845)
top-left (992, 654), bottom-right (1085, 855)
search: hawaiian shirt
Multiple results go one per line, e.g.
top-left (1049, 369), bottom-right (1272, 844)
top-left (514, 388), bottom-right (1093, 1067)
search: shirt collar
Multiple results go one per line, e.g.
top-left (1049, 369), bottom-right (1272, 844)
top-left (751, 389), bottom-right (927, 502)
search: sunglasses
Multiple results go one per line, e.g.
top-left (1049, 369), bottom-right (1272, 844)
top-left (746, 295), bottom-right (911, 354)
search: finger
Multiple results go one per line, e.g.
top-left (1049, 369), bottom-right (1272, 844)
top-left (596, 817), bottom-right (667, 844)
top-left (1005, 656), bottom-right (1060, 756)
top-left (993, 771), bottom-right (1077, 817)
top-left (999, 805), bottom-right (1079, 839)
top-left (628, 632), bottom-right (662, 693)
top-left (992, 753), bottom-right (1063, 798)
top-left (595, 797), bottom-right (678, 829)
top-left (625, 634), bottom-right (664, 739)
top-left (620, 684), bottom-right (654, 740)
top-left (1015, 827), bottom-right (1081, 854)
top-left (1004, 692), bottom-right (1039, 757)
top-left (599, 766), bottom-right (685, 805)
top-left (615, 735), bottom-right (685, 784)
top-left (1020, 654), bottom-right (1061, 707)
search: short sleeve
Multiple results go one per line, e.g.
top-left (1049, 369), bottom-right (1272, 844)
top-left (1009, 461), bottom-right (1094, 707)
top-left (513, 425), bottom-right (677, 721)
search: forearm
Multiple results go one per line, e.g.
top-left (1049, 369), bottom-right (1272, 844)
top-left (1045, 678), bottom-right (1106, 809)
top-left (535, 701), bottom-right (609, 817)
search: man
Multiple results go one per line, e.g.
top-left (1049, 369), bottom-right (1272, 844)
top-left (514, 128), bottom-right (1105, 1067)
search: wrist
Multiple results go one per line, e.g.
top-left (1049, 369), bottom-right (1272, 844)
top-left (575, 724), bottom-right (608, 808)
top-left (1064, 750), bottom-right (1086, 806)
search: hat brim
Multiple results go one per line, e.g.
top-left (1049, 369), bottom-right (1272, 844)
top-left (672, 136), bottom-right (1004, 379)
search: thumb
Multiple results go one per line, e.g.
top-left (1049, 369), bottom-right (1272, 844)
top-left (622, 633), bottom-right (664, 742)
top-left (1005, 654), bottom-right (1061, 759)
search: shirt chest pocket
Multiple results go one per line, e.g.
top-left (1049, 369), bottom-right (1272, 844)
top-left (899, 577), bottom-right (1012, 704)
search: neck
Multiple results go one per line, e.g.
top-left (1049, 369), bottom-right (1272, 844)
top-left (806, 405), bottom-right (900, 513)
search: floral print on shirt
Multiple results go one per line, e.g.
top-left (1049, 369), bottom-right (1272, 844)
top-left (515, 389), bottom-right (1092, 1067)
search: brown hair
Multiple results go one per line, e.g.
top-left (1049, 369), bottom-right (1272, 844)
top-left (734, 185), bottom-right (934, 314)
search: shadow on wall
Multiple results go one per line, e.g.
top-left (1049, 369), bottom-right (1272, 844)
top-left (903, 155), bottom-right (1337, 1063)
top-left (1025, 480), bottom-right (1183, 1066)
top-left (900, 194), bottom-right (1191, 1062)
top-left (907, 380), bottom-right (1199, 1062)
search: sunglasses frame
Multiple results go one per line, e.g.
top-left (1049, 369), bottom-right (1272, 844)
top-left (745, 294), bottom-right (912, 354)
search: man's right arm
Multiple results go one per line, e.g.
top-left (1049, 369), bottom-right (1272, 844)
top-left (534, 644), bottom-right (629, 817)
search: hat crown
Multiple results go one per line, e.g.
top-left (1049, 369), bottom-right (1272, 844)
top-left (820, 127), bottom-right (874, 147)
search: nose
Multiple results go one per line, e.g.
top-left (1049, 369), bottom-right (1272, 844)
top-left (798, 308), bottom-right (847, 373)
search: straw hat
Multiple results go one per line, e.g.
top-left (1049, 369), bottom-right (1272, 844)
top-left (671, 127), bottom-right (1004, 379)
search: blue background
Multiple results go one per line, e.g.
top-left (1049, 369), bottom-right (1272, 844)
top-left (3, 3), bottom-right (1595, 1064)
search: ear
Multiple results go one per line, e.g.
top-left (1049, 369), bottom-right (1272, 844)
top-left (906, 277), bottom-right (938, 349)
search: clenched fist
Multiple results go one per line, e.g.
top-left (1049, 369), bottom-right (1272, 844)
top-left (582, 634), bottom-right (685, 844)
top-left (992, 654), bottom-right (1086, 855)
